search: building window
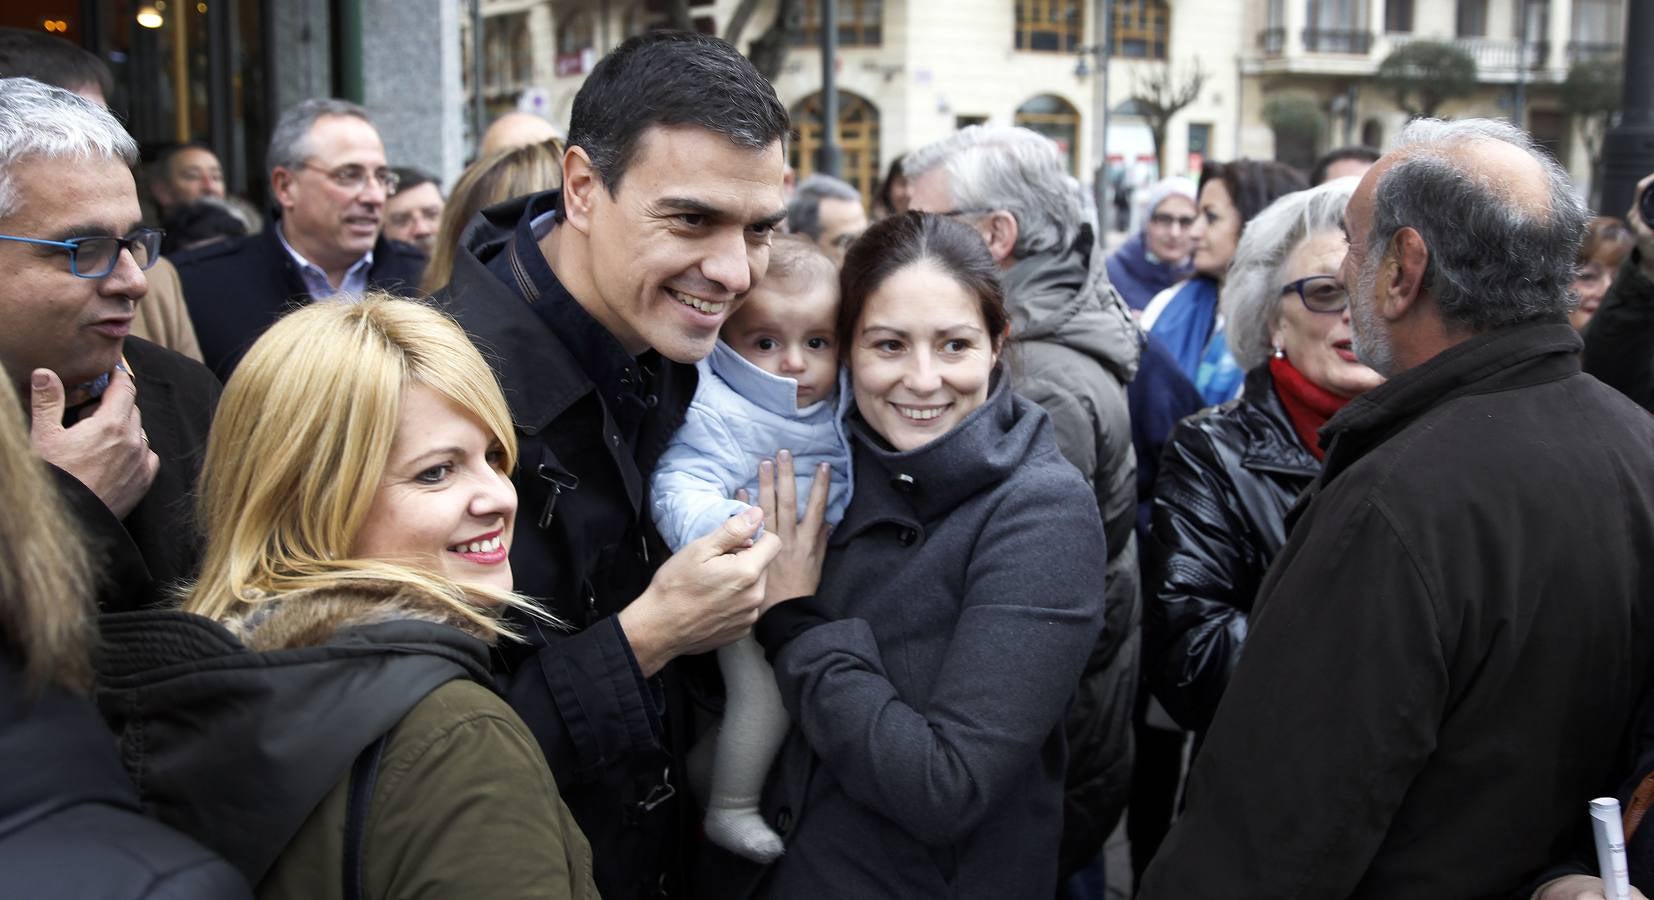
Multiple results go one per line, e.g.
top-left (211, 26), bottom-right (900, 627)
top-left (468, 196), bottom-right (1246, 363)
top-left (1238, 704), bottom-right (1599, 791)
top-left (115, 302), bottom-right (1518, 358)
top-left (1014, 94), bottom-right (1081, 175)
top-left (1570, 0), bottom-right (1625, 62)
top-left (790, 91), bottom-right (882, 207)
top-left (1111, 0), bottom-right (1168, 60)
top-left (1260, 0), bottom-right (1287, 54)
top-left (1186, 122), bottom-right (1212, 172)
top-left (485, 12), bottom-right (533, 95)
top-left (1456, 0), bottom-right (1488, 37)
top-left (794, 0), bottom-right (883, 47)
top-left (1016, 0), bottom-right (1083, 53)
top-left (1304, 0), bottom-right (1371, 52)
top-left (1384, 0), bottom-right (1413, 32)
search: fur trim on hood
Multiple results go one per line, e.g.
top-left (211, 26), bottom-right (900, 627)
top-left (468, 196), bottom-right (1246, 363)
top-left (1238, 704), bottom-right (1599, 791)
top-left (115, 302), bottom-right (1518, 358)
top-left (221, 580), bottom-right (500, 651)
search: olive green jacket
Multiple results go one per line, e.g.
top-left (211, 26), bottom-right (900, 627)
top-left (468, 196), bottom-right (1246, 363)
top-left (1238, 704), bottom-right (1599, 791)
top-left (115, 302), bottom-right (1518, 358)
top-left (97, 584), bottom-right (597, 899)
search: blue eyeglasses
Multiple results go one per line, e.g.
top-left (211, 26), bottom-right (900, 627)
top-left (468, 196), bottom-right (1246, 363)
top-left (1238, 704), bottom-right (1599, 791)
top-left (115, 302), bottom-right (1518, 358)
top-left (0, 227), bottom-right (164, 278)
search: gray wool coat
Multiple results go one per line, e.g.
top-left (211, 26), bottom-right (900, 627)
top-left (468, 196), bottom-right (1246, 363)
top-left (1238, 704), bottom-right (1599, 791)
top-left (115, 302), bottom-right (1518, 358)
top-left (1002, 227), bottom-right (1144, 873)
top-left (735, 371), bottom-right (1109, 899)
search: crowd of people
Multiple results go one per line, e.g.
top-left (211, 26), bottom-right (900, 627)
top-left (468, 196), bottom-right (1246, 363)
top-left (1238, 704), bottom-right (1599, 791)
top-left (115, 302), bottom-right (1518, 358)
top-left (3, 21), bottom-right (1654, 900)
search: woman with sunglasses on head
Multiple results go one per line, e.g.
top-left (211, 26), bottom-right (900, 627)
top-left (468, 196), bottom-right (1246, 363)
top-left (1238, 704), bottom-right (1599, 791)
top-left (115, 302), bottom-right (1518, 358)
top-left (1142, 177), bottom-right (1382, 746)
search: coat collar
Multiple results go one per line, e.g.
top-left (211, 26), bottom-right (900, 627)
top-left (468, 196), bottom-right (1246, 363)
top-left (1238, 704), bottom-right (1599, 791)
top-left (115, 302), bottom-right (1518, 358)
top-left (1318, 321), bottom-right (1583, 484)
top-left (1237, 364), bottom-right (1321, 478)
top-left (831, 366), bottom-right (1043, 543)
top-left (441, 192), bottom-right (596, 436)
top-left (705, 339), bottom-right (848, 417)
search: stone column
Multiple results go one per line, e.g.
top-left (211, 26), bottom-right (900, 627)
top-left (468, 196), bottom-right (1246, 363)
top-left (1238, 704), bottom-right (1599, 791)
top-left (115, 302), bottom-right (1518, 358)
top-left (360, 0), bottom-right (468, 185)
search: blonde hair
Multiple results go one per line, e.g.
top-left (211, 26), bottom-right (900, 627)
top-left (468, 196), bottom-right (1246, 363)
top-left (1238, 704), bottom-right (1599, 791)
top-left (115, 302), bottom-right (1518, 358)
top-left (0, 361), bottom-right (95, 692)
top-left (184, 294), bottom-right (539, 638)
top-left (420, 137), bottom-right (566, 293)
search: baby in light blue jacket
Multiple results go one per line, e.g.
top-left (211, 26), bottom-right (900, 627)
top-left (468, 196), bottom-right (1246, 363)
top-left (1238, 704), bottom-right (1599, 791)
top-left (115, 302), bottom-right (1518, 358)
top-left (651, 237), bottom-right (852, 863)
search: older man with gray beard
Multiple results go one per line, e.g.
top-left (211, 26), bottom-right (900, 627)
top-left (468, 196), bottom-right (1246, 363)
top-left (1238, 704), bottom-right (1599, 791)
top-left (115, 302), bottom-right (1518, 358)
top-left (1139, 117), bottom-right (1654, 899)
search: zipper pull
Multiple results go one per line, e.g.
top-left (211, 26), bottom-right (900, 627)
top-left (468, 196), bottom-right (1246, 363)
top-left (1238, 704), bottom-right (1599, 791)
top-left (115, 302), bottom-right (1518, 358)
top-left (536, 465), bottom-right (580, 529)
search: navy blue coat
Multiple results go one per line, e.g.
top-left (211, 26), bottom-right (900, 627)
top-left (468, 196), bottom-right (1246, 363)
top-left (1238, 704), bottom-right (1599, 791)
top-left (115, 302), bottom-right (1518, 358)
top-left (170, 225), bottom-right (425, 379)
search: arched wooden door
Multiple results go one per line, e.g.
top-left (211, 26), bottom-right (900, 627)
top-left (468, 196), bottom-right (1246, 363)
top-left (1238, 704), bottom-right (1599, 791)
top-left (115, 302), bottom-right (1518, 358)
top-left (789, 90), bottom-right (881, 209)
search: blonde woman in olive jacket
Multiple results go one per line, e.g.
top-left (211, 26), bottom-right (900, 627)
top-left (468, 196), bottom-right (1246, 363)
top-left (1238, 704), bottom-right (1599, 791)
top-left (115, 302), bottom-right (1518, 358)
top-left (95, 296), bottom-right (596, 899)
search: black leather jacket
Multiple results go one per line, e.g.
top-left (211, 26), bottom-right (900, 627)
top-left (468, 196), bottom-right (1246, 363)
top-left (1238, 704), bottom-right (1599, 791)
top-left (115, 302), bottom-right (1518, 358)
top-left (1142, 364), bottom-right (1320, 735)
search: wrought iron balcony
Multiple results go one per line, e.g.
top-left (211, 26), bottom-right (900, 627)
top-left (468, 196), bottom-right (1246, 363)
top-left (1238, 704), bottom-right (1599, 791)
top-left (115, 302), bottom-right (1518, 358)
top-left (1566, 41), bottom-right (1622, 65)
top-left (1301, 28), bottom-right (1372, 53)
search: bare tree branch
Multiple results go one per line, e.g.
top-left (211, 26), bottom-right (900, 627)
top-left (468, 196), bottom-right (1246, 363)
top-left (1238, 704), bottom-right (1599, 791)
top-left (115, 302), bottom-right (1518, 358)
top-left (1129, 61), bottom-right (1207, 173)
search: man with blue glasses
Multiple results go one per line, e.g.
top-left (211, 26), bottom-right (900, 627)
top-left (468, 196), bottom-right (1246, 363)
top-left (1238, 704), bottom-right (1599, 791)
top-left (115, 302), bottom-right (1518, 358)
top-left (0, 76), bottom-right (221, 614)
top-left (171, 98), bottom-right (425, 379)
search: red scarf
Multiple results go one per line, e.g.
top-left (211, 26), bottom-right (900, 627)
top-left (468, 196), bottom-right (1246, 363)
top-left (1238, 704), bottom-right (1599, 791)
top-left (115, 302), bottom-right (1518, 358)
top-left (1269, 355), bottom-right (1350, 461)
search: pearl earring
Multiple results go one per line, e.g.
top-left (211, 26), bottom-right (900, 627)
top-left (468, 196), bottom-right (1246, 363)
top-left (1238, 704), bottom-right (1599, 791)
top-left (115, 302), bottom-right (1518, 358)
top-left (1273, 346), bottom-right (1286, 359)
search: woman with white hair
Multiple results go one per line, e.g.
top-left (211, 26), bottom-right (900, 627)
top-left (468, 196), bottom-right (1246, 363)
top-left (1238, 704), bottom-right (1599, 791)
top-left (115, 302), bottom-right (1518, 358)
top-left (1142, 177), bottom-right (1381, 742)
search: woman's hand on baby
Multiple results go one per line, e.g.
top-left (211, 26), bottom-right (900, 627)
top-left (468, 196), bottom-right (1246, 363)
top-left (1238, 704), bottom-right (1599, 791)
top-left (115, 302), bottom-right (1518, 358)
top-left (749, 450), bottom-right (831, 610)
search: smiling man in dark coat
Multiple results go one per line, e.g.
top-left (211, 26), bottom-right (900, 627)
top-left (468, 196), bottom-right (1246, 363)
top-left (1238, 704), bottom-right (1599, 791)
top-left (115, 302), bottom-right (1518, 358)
top-left (171, 98), bottom-right (424, 379)
top-left (1140, 117), bottom-right (1654, 899)
top-left (432, 32), bottom-right (790, 900)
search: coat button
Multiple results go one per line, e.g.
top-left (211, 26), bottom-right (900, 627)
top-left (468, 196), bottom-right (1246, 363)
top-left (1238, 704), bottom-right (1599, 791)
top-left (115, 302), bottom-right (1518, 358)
top-left (775, 807), bottom-right (793, 834)
top-left (897, 527), bottom-right (917, 547)
top-left (890, 473), bottom-right (916, 493)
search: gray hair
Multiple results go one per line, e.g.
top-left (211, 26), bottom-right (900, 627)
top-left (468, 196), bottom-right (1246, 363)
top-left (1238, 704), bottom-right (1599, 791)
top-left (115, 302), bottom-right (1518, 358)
top-left (787, 173), bottom-right (861, 240)
top-left (1225, 177), bottom-right (1358, 370)
top-left (266, 97), bottom-right (375, 173)
top-left (1367, 117), bottom-right (1586, 332)
top-left (0, 77), bottom-right (137, 220)
top-left (902, 125), bottom-right (1080, 259)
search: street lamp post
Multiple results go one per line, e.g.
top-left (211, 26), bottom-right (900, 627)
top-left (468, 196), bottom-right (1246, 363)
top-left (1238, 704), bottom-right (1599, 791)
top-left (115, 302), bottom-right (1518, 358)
top-left (817, 0), bottom-right (841, 179)
top-left (1599, 0), bottom-right (1654, 217)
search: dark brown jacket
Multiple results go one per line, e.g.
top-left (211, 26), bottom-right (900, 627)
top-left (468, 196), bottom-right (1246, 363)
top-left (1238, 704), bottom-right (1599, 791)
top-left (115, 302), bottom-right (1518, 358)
top-left (1142, 323), bottom-right (1654, 899)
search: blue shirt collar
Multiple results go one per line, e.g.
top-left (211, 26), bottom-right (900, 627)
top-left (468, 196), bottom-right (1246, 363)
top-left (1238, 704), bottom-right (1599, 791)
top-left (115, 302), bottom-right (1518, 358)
top-left (275, 221), bottom-right (374, 299)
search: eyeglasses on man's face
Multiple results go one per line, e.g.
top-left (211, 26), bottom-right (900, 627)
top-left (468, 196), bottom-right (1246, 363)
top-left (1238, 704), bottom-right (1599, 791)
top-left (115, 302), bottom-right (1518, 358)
top-left (1149, 212), bottom-right (1197, 230)
top-left (299, 162), bottom-right (400, 195)
top-left (1281, 274), bottom-right (1349, 314)
top-left (0, 227), bottom-right (164, 279)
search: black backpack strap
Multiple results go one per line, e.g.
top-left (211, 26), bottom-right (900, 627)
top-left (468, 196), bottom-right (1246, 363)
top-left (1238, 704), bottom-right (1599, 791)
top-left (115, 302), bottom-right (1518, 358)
top-left (343, 734), bottom-right (389, 900)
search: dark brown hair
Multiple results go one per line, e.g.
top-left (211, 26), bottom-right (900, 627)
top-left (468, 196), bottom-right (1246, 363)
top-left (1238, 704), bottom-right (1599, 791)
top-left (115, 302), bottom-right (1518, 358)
top-left (1198, 159), bottom-right (1309, 235)
top-left (837, 212), bottom-right (1010, 357)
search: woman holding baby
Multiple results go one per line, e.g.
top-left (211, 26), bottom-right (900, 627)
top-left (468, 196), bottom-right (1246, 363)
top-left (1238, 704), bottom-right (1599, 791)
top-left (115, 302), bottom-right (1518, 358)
top-left (705, 211), bottom-right (1108, 898)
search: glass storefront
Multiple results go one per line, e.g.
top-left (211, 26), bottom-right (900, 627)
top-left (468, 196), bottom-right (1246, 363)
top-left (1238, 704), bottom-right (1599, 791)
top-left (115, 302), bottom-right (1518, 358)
top-left (4, 0), bottom-right (274, 207)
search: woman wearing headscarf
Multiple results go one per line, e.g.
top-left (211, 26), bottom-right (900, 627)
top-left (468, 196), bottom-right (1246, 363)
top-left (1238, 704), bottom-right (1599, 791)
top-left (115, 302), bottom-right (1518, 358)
top-left (1106, 176), bottom-right (1197, 311)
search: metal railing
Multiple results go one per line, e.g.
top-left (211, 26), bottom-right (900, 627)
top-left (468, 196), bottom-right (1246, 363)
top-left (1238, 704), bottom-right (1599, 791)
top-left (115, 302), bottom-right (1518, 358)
top-left (1387, 34), bottom-right (1548, 72)
top-left (1566, 41), bottom-right (1622, 65)
top-left (1301, 28), bottom-right (1372, 53)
